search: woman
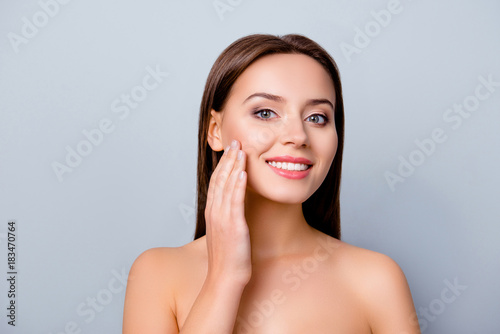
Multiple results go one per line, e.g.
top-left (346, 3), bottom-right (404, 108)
top-left (123, 34), bottom-right (420, 333)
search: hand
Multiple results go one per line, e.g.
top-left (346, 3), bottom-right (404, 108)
top-left (204, 139), bottom-right (251, 286)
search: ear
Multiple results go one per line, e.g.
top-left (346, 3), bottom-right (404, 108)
top-left (207, 109), bottom-right (224, 152)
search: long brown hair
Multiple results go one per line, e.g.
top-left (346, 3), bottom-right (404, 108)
top-left (194, 34), bottom-right (344, 240)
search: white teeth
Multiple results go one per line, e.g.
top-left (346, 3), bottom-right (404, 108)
top-left (267, 161), bottom-right (310, 171)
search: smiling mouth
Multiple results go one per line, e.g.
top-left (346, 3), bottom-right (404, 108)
top-left (265, 160), bottom-right (312, 171)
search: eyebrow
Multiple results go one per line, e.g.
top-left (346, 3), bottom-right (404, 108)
top-left (243, 92), bottom-right (334, 110)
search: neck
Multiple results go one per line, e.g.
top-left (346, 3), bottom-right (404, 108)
top-left (243, 188), bottom-right (315, 263)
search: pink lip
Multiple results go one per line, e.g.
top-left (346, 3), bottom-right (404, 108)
top-left (265, 156), bottom-right (313, 180)
top-left (267, 163), bottom-right (312, 179)
top-left (265, 155), bottom-right (313, 165)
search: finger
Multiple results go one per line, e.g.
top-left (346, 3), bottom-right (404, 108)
top-left (230, 167), bottom-right (247, 226)
top-left (222, 148), bottom-right (246, 212)
top-left (212, 140), bottom-right (240, 211)
top-left (206, 143), bottom-right (232, 213)
top-left (206, 145), bottom-right (229, 210)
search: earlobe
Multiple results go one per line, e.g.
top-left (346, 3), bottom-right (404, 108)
top-left (207, 109), bottom-right (224, 152)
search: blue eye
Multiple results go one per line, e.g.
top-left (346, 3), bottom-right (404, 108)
top-left (306, 114), bottom-right (328, 124)
top-left (254, 109), bottom-right (329, 125)
top-left (254, 109), bottom-right (277, 120)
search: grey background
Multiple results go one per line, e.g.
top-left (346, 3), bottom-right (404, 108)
top-left (1, 0), bottom-right (499, 333)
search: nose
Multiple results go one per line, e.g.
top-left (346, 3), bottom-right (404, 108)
top-left (279, 114), bottom-right (309, 148)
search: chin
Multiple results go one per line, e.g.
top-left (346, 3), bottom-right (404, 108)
top-left (246, 182), bottom-right (313, 205)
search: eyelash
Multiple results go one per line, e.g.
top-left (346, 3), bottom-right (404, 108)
top-left (253, 109), bottom-right (330, 125)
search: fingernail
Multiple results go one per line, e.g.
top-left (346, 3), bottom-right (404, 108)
top-left (231, 139), bottom-right (238, 149)
top-left (239, 171), bottom-right (245, 180)
top-left (237, 150), bottom-right (243, 160)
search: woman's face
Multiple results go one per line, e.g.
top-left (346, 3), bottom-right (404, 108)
top-left (209, 53), bottom-right (338, 204)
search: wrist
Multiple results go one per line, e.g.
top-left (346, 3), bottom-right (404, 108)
top-left (205, 270), bottom-right (250, 292)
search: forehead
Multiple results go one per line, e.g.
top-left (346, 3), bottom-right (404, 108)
top-left (228, 53), bottom-right (336, 103)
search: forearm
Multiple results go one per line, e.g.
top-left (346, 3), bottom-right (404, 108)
top-left (179, 275), bottom-right (246, 334)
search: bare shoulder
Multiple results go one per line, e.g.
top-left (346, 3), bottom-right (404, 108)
top-left (129, 237), bottom-right (206, 276)
top-left (123, 238), bottom-right (206, 334)
top-left (332, 239), bottom-right (420, 333)
top-left (127, 237), bottom-right (207, 297)
top-left (334, 240), bottom-right (407, 283)
top-left (310, 233), bottom-right (402, 275)
top-left (308, 233), bottom-right (410, 294)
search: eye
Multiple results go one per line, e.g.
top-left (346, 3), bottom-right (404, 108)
top-left (254, 109), bottom-right (278, 120)
top-left (306, 114), bottom-right (329, 124)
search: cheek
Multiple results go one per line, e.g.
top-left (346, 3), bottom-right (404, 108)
top-left (325, 134), bottom-right (339, 165)
top-left (315, 130), bottom-right (338, 168)
top-left (240, 124), bottom-right (276, 156)
top-left (221, 119), bottom-right (247, 147)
